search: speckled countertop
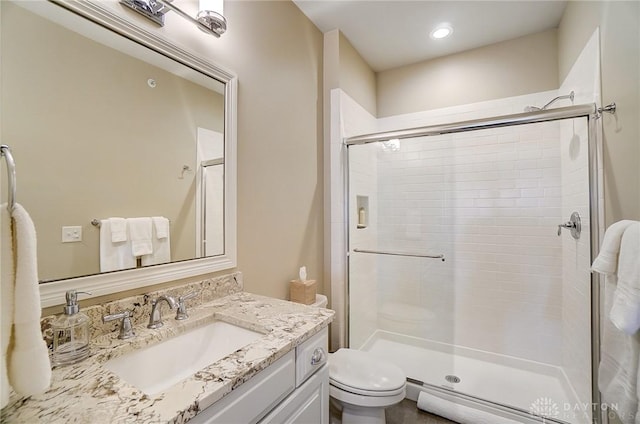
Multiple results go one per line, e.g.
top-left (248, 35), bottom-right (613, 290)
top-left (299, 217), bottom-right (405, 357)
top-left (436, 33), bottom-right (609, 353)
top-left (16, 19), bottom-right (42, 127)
top-left (1, 290), bottom-right (333, 423)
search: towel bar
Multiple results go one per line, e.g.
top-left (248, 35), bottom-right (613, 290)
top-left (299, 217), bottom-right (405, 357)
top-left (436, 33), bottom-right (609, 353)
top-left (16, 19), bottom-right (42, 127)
top-left (92, 218), bottom-right (171, 227)
top-left (353, 248), bottom-right (445, 261)
top-left (1, 144), bottom-right (16, 214)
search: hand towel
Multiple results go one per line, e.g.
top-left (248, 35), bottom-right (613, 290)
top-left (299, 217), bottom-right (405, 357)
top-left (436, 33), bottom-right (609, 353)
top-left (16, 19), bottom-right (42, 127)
top-left (108, 217), bottom-right (127, 243)
top-left (1, 205), bottom-right (14, 408)
top-left (99, 219), bottom-right (136, 273)
top-left (141, 217), bottom-right (171, 267)
top-left (6, 203), bottom-right (51, 397)
top-left (610, 223), bottom-right (640, 335)
top-left (127, 217), bottom-right (152, 257)
top-left (151, 216), bottom-right (169, 239)
top-left (592, 220), bottom-right (636, 275)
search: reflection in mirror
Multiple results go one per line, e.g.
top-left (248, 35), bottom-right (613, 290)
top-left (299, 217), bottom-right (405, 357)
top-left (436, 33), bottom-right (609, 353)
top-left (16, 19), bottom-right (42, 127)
top-left (195, 127), bottom-right (225, 257)
top-left (1, 1), bottom-right (228, 283)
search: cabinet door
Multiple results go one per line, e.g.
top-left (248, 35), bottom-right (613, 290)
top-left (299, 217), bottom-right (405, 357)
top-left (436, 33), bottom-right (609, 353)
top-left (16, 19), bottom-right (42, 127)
top-left (260, 365), bottom-right (329, 424)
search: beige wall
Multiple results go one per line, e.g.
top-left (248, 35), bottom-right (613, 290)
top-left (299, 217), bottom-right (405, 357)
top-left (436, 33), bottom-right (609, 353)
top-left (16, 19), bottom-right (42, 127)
top-left (377, 29), bottom-right (559, 117)
top-left (323, 30), bottom-right (377, 117)
top-left (224, 2), bottom-right (324, 299)
top-left (1, 2), bottom-right (224, 281)
top-left (338, 32), bottom-right (377, 117)
top-left (559, 1), bottom-right (640, 224)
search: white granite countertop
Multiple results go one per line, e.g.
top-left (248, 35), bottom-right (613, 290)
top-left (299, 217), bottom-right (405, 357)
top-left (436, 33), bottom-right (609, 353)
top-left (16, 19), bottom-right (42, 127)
top-left (1, 292), bottom-right (334, 423)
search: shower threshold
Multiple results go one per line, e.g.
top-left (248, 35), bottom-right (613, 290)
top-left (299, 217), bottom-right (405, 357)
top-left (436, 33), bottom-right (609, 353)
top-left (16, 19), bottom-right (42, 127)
top-left (359, 330), bottom-right (590, 424)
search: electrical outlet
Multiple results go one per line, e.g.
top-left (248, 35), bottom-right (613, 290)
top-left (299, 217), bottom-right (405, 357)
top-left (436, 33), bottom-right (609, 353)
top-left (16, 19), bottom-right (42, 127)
top-left (62, 226), bottom-right (82, 243)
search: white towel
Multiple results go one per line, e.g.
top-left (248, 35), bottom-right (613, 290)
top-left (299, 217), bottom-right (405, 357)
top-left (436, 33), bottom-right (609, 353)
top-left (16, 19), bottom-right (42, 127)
top-left (127, 217), bottom-right (152, 257)
top-left (610, 223), bottom-right (640, 334)
top-left (4, 204), bottom-right (51, 399)
top-left (141, 217), bottom-right (171, 267)
top-left (108, 217), bottom-right (127, 243)
top-left (591, 219), bottom-right (635, 275)
top-left (99, 219), bottom-right (135, 273)
top-left (593, 221), bottom-right (640, 424)
top-left (416, 391), bottom-right (519, 424)
top-left (1, 205), bottom-right (14, 408)
top-left (592, 220), bottom-right (636, 275)
top-left (599, 282), bottom-right (640, 424)
top-left (151, 216), bottom-right (169, 239)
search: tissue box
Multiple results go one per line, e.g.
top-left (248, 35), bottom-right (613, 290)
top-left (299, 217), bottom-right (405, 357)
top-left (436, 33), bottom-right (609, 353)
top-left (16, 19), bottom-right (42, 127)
top-left (290, 279), bottom-right (317, 305)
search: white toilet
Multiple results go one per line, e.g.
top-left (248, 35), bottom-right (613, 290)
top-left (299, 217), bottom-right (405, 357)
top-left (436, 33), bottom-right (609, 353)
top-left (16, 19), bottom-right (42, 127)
top-left (329, 348), bottom-right (406, 424)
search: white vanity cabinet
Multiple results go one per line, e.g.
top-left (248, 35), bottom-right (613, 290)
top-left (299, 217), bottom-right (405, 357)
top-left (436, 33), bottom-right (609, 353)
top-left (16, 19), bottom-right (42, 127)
top-left (259, 365), bottom-right (329, 424)
top-left (190, 327), bottom-right (329, 424)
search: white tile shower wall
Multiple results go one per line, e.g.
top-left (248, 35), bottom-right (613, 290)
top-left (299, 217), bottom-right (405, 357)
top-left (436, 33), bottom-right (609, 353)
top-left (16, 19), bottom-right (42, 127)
top-left (558, 29), bottom-right (601, 415)
top-left (348, 144), bottom-right (379, 349)
top-left (376, 121), bottom-right (564, 365)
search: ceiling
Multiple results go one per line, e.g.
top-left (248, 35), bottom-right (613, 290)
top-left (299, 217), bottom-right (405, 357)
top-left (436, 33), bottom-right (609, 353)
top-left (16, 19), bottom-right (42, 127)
top-left (292, 1), bottom-right (568, 72)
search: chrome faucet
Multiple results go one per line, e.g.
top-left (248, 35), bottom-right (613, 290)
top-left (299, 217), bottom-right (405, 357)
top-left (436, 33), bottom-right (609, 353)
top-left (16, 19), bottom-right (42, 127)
top-left (147, 295), bottom-right (177, 329)
top-left (175, 291), bottom-right (199, 321)
top-left (103, 310), bottom-right (135, 339)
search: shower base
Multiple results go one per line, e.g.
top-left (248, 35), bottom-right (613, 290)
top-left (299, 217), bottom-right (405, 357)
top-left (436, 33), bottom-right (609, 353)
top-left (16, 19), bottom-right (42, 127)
top-left (359, 330), bottom-right (590, 424)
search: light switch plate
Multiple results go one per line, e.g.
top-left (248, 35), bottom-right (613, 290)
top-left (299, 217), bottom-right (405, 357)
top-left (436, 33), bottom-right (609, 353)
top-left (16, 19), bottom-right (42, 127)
top-left (62, 226), bottom-right (82, 243)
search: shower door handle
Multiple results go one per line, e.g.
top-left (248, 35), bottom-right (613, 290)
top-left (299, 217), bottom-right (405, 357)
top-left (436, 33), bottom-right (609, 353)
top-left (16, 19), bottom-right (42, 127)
top-left (557, 212), bottom-right (581, 239)
top-left (353, 248), bottom-right (445, 261)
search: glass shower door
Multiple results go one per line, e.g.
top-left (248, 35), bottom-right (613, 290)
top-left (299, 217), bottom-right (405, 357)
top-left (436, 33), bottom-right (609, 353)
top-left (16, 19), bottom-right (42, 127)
top-left (347, 117), bottom-right (594, 424)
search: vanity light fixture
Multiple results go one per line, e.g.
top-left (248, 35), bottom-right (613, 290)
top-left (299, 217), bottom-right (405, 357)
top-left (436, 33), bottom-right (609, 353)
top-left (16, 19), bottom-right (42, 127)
top-left (120, 0), bottom-right (227, 37)
top-left (430, 24), bottom-right (453, 40)
top-left (196, 0), bottom-right (226, 36)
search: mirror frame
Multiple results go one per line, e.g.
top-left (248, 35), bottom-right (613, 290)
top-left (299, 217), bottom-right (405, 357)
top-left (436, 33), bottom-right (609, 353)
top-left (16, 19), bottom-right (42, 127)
top-left (28, 0), bottom-right (238, 307)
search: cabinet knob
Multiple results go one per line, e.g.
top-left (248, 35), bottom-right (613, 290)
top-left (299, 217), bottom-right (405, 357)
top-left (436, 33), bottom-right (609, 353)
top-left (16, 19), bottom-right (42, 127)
top-left (311, 347), bottom-right (325, 365)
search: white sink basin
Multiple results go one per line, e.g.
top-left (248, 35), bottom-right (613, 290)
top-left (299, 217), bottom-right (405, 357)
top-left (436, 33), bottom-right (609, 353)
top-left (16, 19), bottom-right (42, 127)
top-left (104, 321), bottom-right (262, 396)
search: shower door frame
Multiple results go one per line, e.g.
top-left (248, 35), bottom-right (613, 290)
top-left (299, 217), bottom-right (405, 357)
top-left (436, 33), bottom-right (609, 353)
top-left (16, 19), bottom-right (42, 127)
top-left (343, 103), bottom-right (606, 424)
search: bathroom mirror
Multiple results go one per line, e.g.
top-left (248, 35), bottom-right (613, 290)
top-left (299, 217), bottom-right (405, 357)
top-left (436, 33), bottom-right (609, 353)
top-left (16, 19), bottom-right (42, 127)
top-left (0, 0), bottom-right (237, 306)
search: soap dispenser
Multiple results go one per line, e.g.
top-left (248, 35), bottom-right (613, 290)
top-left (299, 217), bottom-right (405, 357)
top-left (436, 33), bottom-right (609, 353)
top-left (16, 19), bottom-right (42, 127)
top-left (51, 290), bottom-right (91, 367)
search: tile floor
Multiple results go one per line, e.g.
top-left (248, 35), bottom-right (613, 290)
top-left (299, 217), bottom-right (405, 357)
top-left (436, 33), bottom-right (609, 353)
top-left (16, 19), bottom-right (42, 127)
top-left (330, 398), bottom-right (457, 424)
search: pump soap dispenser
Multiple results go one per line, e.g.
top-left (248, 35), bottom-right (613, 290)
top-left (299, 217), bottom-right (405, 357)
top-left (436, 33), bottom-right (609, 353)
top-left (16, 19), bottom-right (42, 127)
top-left (51, 290), bottom-right (91, 366)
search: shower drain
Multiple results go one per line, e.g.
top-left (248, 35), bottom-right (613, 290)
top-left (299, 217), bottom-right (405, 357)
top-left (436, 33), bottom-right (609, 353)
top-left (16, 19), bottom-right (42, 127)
top-left (445, 375), bottom-right (461, 384)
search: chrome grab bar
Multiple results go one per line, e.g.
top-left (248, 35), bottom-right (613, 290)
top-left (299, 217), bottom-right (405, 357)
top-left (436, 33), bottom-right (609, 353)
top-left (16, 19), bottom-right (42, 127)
top-left (1, 145), bottom-right (16, 214)
top-left (353, 248), bottom-right (445, 261)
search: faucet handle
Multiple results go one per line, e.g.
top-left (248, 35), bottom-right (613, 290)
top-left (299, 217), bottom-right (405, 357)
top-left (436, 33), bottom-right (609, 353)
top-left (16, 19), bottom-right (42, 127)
top-left (175, 291), bottom-right (199, 321)
top-left (103, 310), bottom-right (135, 339)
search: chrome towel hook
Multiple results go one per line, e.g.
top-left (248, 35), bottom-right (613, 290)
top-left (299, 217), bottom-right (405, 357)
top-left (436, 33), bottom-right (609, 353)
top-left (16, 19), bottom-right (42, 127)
top-left (0, 144), bottom-right (16, 214)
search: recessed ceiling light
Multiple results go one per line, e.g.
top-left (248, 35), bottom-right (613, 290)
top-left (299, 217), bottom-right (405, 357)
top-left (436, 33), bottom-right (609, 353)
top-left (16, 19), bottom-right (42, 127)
top-left (430, 24), bottom-right (453, 40)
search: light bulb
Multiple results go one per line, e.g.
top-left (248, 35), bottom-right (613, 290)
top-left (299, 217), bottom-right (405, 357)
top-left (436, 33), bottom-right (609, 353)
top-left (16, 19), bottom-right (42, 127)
top-left (430, 25), bottom-right (453, 40)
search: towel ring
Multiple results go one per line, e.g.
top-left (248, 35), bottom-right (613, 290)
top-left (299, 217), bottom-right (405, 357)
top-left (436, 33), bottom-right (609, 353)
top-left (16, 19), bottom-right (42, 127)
top-left (1, 145), bottom-right (16, 214)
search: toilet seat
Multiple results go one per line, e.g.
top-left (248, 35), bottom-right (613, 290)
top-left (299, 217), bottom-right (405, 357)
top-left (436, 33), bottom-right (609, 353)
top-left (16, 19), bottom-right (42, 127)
top-left (330, 378), bottom-right (405, 397)
top-left (329, 349), bottom-right (406, 396)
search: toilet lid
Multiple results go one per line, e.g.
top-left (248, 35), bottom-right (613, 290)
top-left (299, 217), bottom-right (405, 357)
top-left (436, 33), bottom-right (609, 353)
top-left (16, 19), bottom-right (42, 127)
top-left (329, 349), bottom-right (406, 393)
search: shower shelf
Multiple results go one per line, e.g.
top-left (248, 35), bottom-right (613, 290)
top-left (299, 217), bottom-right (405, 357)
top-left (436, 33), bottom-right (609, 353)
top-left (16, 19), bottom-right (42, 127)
top-left (356, 195), bottom-right (368, 229)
